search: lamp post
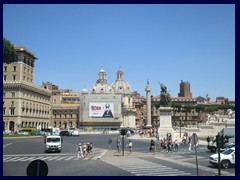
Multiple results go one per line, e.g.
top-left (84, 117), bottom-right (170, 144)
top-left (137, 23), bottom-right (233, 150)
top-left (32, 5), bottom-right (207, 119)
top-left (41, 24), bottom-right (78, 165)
top-left (180, 119), bottom-right (182, 138)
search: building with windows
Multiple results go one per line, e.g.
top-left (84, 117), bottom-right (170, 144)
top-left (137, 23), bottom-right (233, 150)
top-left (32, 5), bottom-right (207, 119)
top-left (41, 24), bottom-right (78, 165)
top-left (132, 93), bottom-right (146, 127)
top-left (178, 80), bottom-right (192, 98)
top-left (41, 82), bottom-right (80, 129)
top-left (112, 67), bottom-right (136, 128)
top-left (3, 46), bottom-right (51, 132)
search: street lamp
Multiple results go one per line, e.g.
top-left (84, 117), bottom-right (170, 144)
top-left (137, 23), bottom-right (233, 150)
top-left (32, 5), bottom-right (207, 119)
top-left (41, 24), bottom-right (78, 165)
top-left (180, 119), bottom-right (182, 138)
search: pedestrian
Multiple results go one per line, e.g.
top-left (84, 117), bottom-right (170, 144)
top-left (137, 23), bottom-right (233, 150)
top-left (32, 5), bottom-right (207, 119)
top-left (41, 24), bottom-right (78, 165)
top-left (87, 142), bottom-right (94, 157)
top-left (126, 140), bottom-right (133, 153)
top-left (188, 139), bottom-right (192, 151)
top-left (167, 141), bottom-right (172, 153)
top-left (76, 143), bottom-right (84, 159)
top-left (174, 139), bottom-right (179, 151)
top-left (149, 139), bottom-right (155, 152)
top-left (207, 136), bottom-right (210, 145)
top-left (82, 143), bottom-right (87, 157)
top-left (153, 144), bottom-right (157, 154)
top-left (116, 138), bottom-right (121, 153)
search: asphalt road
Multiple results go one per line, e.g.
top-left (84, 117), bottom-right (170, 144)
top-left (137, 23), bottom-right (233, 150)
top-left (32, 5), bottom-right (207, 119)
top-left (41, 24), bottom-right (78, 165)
top-left (3, 134), bottom-right (235, 176)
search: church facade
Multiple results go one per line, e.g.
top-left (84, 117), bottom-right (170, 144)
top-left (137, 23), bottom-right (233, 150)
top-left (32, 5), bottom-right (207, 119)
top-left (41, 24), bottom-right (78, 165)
top-left (79, 67), bottom-right (136, 130)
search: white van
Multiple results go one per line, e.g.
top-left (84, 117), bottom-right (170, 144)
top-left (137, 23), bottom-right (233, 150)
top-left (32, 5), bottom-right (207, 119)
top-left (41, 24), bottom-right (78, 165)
top-left (209, 147), bottom-right (235, 169)
top-left (44, 135), bottom-right (63, 153)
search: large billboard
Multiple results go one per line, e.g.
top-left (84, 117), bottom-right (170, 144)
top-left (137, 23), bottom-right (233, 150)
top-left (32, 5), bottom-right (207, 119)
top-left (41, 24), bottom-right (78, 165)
top-left (89, 103), bottom-right (114, 118)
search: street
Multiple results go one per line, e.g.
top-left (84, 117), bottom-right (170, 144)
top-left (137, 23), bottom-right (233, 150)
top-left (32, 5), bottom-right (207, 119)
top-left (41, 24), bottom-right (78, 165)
top-left (3, 133), bottom-right (235, 176)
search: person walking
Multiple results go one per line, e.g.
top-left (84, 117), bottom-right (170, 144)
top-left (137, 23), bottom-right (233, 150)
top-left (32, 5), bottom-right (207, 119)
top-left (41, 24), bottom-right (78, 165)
top-left (87, 142), bottom-right (94, 157)
top-left (126, 140), bottom-right (133, 153)
top-left (82, 143), bottom-right (87, 157)
top-left (116, 138), bottom-right (121, 153)
top-left (207, 136), bottom-right (210, 145)
top-left (149, 139), bottom-right (155, 152)
top-left (76, 143), bottom-right (84, 159)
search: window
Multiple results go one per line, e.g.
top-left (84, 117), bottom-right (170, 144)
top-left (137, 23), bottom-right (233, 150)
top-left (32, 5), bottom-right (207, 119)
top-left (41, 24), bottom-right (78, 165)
top-left (12, 75), bottom-right (16, 81)
top-left (4, 66), bottom-right (7, 71)
top-left (4, 76), bottom-right (7, 81)
top-left (13, 66), bottom-right (16, 71)
top-left (10, 108), bottom-right (15, 115)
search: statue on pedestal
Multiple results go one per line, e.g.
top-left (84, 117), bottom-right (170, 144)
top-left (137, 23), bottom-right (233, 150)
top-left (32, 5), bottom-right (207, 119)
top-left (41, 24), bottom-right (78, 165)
top-left (159, 83), bottom-right (171, 107)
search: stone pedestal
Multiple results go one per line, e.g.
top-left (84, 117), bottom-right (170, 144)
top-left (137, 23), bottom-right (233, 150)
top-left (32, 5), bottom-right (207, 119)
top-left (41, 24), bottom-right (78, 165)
top-left (158, 107), bottom-right (175, 139)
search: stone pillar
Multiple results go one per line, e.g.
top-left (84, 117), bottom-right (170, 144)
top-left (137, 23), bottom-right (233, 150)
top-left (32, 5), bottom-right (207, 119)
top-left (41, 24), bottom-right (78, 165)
top-left (145, 81), bottom-right (151, 128)
top-left (158, 107), bottom-right (175, 139)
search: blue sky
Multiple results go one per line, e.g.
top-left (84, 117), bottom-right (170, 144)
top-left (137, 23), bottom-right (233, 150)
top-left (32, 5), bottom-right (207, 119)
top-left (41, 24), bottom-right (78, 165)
top-left (3, 4), bottom-right (235, 100)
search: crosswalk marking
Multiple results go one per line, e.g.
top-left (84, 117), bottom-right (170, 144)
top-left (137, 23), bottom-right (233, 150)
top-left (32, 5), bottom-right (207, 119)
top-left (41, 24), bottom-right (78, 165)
top-left (103, 157), bottom-right (191, 176)
top-left (55, 156), bottom-right (67, 161)
top-left (3, 148), bottom-right (106, 162)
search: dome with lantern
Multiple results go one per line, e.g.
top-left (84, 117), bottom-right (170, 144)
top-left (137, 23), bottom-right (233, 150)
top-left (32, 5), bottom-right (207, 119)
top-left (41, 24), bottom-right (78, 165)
top-left (111, 67), bottom-right (132, 95)
top-left (90, 67), bottom-right (114, 94)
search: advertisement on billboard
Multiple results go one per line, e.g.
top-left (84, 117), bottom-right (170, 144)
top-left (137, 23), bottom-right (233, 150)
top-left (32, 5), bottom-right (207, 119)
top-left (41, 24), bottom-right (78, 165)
top-left (89, 103), bottom-right (114, 118)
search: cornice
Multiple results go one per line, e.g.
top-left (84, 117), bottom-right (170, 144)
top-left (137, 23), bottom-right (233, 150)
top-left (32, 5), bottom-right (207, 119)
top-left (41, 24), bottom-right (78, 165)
top-left (3, 81), bottom-right (51, 96)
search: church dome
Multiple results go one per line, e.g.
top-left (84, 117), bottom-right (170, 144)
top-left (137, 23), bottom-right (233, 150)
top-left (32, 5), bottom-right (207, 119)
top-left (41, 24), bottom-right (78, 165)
top-left (82, 88), bottom-right (88, 94)
top-left (90, 67), bottom-right (114, 94)
top-left (111, 67), bottom-right (132, 95)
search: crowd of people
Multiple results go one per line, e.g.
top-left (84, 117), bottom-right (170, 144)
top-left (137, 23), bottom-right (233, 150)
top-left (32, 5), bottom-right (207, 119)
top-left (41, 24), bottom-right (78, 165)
top-left (76, 142), bottom-right (94, 159)
top-left (76, 130), bottom-right (199, 158)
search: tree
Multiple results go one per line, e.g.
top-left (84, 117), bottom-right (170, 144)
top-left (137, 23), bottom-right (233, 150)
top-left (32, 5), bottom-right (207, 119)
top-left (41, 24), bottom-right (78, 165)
top-left (182, 104), bottom-right (195, 125)
top-left (171, 102), bottom-right (182, 112)
top-left (3, 37), bottom-right (16, 64)
top-left (153, 101), bottom-right (160, 109)
top-left (195, 104), bottom-right (206, 124)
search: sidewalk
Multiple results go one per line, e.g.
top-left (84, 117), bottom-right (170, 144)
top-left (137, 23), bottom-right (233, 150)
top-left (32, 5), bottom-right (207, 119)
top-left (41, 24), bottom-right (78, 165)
top-left (127, 134), bottom-right (208, 146)
top-left (101, 149), bottom-right (157, 159)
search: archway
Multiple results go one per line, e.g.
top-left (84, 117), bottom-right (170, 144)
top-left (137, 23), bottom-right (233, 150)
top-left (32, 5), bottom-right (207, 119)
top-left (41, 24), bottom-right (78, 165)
top-left (63, 122), bottom-right (67, 129)
top-left (3, 121), bottom-right (5, 131)
top-left (9, 121), bottom-right (15, 132)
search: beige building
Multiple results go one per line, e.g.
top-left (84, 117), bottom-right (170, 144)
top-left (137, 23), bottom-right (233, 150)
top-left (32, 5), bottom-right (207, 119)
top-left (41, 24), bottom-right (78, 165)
top-left (112, 67), bottom-right (136, 128)
top-left (3, 46), bottom-right (51, 132)
top-left (80, 68), bottom-right (122, 130)
top-left (42, 82), bottom-right (80, 129)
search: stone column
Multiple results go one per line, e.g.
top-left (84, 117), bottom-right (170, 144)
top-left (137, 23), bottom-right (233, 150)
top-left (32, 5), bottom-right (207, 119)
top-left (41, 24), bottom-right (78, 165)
top-left (145, 81), bottom-right (151, 127)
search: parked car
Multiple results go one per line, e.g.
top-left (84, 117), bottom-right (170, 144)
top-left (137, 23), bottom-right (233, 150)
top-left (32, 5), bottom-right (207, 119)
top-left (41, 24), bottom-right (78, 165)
top-left (209, 147), bottom-right (235, 169)
top-left (60, 130), bottom-right (70, 136)
top-left (17, 131), bottom-right (29, 135)
top-left (71, 130), bottom-right (79, 136)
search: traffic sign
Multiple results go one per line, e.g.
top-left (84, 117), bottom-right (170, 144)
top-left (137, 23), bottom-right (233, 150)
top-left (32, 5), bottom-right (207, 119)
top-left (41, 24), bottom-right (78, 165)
top-left (26, 159), bottom-right (48, 176)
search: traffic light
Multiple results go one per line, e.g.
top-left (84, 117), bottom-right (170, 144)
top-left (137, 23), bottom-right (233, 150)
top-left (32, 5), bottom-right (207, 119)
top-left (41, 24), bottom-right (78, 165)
top-left (120, 128), bottom-right (127, 136)
top-left (216, 134), bottom-right (224, 149)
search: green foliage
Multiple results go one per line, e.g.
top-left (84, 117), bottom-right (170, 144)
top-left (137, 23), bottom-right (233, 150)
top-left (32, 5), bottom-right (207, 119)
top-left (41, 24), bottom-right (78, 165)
top-left (171, 102), bottom-right (182, 112)
top-left (206, 106), bottom-right (218, 113)
top-left (182, 104), bottom-right (195, 112)
top-left (3, 37), bottom-right (16, 64)
top-left (195, 105), bottom-right (205, 112)
top-left (153, 101), bottom-right (160, 109)
top-left (218, 104), bottom-right (235, 111)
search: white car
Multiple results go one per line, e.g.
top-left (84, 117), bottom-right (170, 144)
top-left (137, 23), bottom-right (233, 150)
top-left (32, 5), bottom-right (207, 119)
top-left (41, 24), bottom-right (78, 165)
top-left (71, 130), bottom-right (79, 136)
top-left (17, 131), bottom-right (29, 135)
top-left (209, 147), bottom-right (235, 169)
